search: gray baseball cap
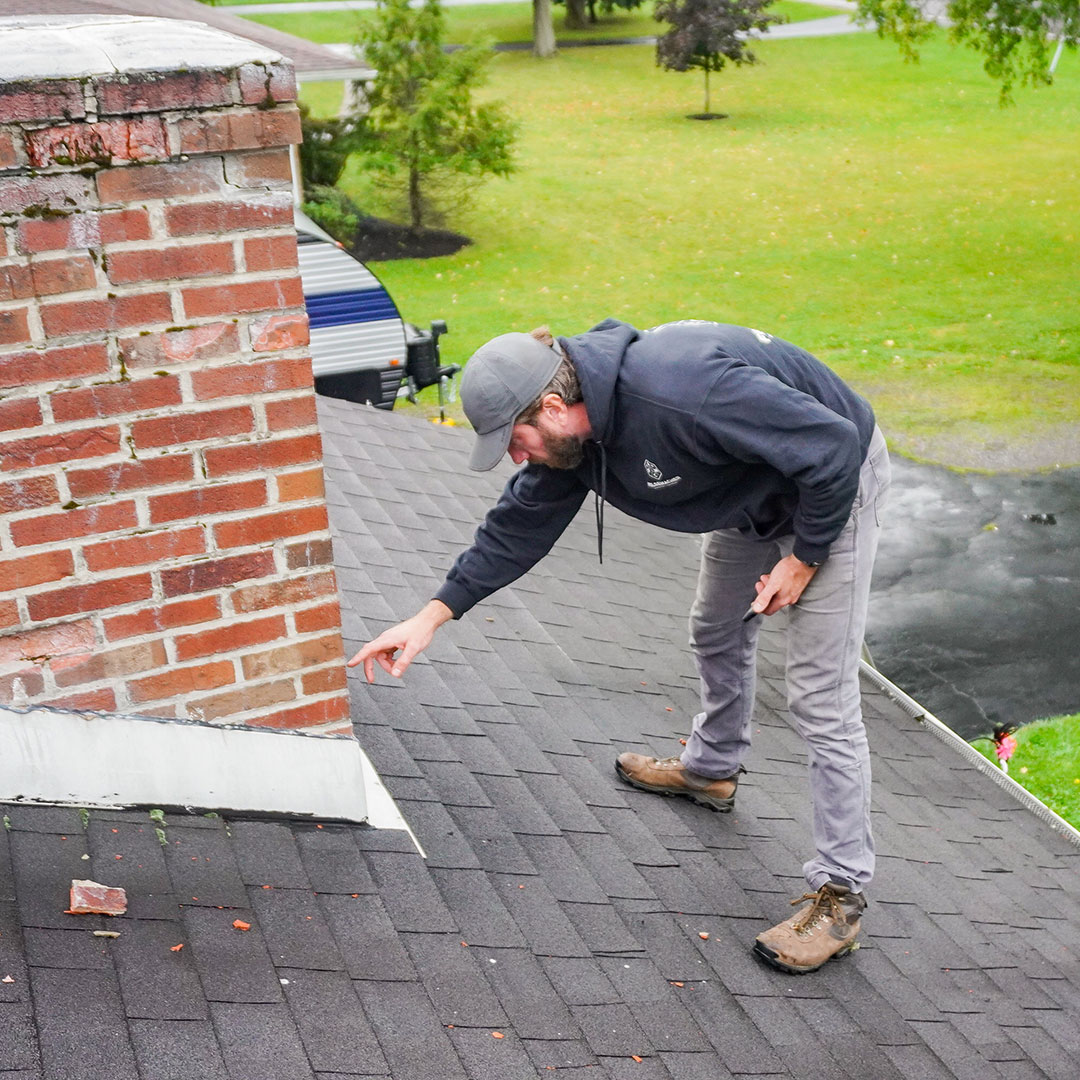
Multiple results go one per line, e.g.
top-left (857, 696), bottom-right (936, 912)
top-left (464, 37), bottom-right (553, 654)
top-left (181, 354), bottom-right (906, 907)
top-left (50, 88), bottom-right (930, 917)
top-left (461, 332), bottom-right (564, 471)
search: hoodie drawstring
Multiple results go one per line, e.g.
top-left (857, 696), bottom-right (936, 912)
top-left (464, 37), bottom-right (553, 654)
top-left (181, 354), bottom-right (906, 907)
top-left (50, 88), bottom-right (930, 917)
top-left (592, 442), bottom-right (607, 565)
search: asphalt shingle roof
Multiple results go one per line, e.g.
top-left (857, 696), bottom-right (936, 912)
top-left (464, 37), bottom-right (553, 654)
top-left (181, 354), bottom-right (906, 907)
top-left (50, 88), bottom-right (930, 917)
top-left (2, 396), bottom-right (1078, 1079)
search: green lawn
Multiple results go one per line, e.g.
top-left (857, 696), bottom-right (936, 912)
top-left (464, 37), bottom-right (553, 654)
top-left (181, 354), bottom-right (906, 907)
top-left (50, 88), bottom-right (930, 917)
top-left (242, 0), bottom-right (832, 45)
top-left (300, 32), bottom-right (1079, 462)
top-left (972, 713), bottom-right (1080, 829)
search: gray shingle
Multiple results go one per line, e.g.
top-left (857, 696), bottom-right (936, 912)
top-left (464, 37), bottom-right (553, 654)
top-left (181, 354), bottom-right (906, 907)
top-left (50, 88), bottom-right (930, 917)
top-left (318, 893), bottom-right (415, 982)
top-left (400, 933), bottom-right (508, 1027)
top-left (522, 1038), bottom-right (598, 1071)
top-left (540, 956), bottom-right (620, 1007)
top-left (210, 1002), bottom-right (315, 1080)
top-left (10, 831), bottom-right (103, 932)
top-left (0, 1001), bottom-right (39, 1072)
top-left (446, 1027), bottom-right (536, 1080)
top-left (163, 827), bottom-right (248, 909)
top-left (365, 851), bottom-right (458, 932)
top-left (279, 968), bottom-right (387, 1075)
top-left (470, 946), bottom-right (579, 1040)
top-left (353, 980), bottom-right (467, 1080)
top-left (388, 800), bottom-right (480, 871)
top-left (228, 821), bottom-right (311, 889)
top-left (129, 1020), bottom-right (228, 1080)
top-left (571, 1002), bottom-right (651, 1057)
top-left (248, 887), bottom-right (344, 971)
top-left (112, 918), bottom-right (210, 1020)
top-left (445, 807), bottom-right (535, 874)
top-left (23, 927), bottom-right (112, 971)
top-left (428, 868), bottom-right (526, 948)
top-left (30, 968), bottom-right (138, 1080)
top-left (180, 906), bottom-right (282, 1004)
top-left (492, 873), bottom-right (591, 958)
top-left (293, 826), bottom-right (375, 895)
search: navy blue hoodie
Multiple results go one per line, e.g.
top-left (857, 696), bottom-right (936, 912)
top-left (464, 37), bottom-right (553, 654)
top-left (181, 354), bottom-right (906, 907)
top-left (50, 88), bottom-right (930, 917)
top-left (435, 319), bottom-right (875, 618)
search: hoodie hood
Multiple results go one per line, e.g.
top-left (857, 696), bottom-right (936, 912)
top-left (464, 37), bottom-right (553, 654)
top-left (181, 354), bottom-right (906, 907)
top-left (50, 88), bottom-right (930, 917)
top-left (558, 318), bottom-right (639, 445)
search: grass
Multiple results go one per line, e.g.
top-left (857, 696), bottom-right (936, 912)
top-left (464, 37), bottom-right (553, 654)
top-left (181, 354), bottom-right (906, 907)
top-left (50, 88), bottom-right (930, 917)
top-left (298, 32), bottom-right (1079, 459)
top-left (972, 713), bottom-right (1080, 829)
top-left (241, 0), bottom-right (832, 45)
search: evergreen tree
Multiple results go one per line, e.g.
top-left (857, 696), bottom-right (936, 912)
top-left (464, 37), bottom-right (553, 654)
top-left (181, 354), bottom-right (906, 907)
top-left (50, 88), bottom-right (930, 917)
top-left (355, 0), bottom-right (517, 229)
top-left (654, 0), bottom-right (781, 117)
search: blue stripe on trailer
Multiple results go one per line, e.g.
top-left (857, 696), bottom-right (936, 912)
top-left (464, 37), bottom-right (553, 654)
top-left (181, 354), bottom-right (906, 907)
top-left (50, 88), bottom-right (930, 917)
top-left (306, 289), bottom-right (400, 330)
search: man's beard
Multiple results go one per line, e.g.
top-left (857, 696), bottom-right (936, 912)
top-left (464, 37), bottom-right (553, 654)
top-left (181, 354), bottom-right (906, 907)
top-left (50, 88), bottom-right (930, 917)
top-left (539, 430), bottom-right (585, 470)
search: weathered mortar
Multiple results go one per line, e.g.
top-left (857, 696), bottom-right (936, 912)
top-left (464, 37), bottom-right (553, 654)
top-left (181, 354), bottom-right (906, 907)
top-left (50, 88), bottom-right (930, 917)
top-left (0, 15), bottom-right (350, 731)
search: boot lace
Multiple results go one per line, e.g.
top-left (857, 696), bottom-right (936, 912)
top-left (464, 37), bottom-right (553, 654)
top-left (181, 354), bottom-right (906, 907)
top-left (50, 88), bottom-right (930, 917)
top-left (790, 887), bottom-right (847, 937)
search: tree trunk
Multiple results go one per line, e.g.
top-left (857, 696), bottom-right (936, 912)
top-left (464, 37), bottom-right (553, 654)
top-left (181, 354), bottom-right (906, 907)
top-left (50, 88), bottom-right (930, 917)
top-left (408, 166), bottom-right (423, 230)
top-left (565, 0), bottom-right (588, 31)
top-left (533, 0), bottom-right (556, 57)
top-left (704, 67), bottom-right (710, 114)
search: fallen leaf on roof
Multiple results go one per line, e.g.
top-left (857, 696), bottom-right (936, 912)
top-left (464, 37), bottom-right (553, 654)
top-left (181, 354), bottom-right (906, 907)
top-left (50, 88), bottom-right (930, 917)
top-left (67, 880), bottom-right (127, 916)
top-left (92, 931), bottom-right (120, 939)
top-left (232, 920), bottom-right (251, 931)
top-left (170, 944), bottom-right (184, 952)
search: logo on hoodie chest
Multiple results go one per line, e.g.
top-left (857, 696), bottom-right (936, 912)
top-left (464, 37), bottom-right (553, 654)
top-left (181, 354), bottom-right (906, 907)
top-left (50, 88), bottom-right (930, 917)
top-left (644, 459), bottom-right (683, 490)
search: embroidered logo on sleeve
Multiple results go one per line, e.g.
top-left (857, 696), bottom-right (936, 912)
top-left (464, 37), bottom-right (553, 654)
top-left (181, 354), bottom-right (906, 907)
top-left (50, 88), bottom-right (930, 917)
top-left (644, 459), bottom-right (682, 490)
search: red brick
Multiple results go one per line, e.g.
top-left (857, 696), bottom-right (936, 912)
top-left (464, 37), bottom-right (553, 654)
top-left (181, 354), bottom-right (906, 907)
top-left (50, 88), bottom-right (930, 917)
top-left (215, 505), bottom-right (329, 550)
top-left (277, 468), bottom-right (325, 503)
top-left (149, 478), bottom-right (267, 525)
top-left (266, 394), bottom-right (318, 432)
top-left (0, 424), bottom-right (119, 472)
top-left (0, 306), bottom-right (30, 347)
top-left (183, 277), bottom-right (304, 320)
top-left (0, 232), bottom-right (6, 258)
top-left (17, 209), bottom-right (151, 254)
top-left (27, 573), bottom-right (152, 622)
top-left (164, 195), bottom-right (292, 237)
top-left (243, 234), bottom-right (299, 274)
top-left (249, 313), bottom-right (309, 353)
top-left (294, 600), bottom-right (342, 635)
top-left (0, 263), bottom-right (34, 301)
top-left (191, 357), bottom-right (311, 402)
top-left (0, 549), bottom-right (74, 593)
top-left (248, 693), bottom-right (350, 730)
top-left (204, 433), bottom-right (322, 478)
top-left (0, 474), bottom-right (59, 514)
top-left (285, 538), bottom-right (335, 570)
top-left (50, 686), bottom-right (118, 711)
top-left (232, 571), bottom-right (337, 615)
top-left (67, 454), bottom-right (194, 499)
top-left (83, 526), bottom-right (205, 572)
top-left (160, 551), bottom-right (276, 598)
top-left (241, 633), bottom-right (343, 680)
top-left (237, 62), bottom-right (298, 106)
top-left (26, 116), bottom-right (167, 169)
top-left (225, 148), bottom-right (293, 189)
top-left (188, 678), bottom-right (296, 722)
top-left (0, 599), bottom-right (19, 630)
top-left (301, 665), bottom-right (347, 696)
top-left (0, 618), bottom-right (95, 665)
top-left (119, 322), bottom-right (238, 371)
top-left (29, 254), bottom-right (97, 297)
top-left (96, 158), bottom-right (224, 205)
top-left (0, 80), bottom-right (86, 124)
top-left (41, 292), bottom-right (172, 339)
top-left (0, 174), bottom-right (95, 215)
top-left (103, 595), bottom-right (220, 641)
top-left (174, 614), bottom-right (287, 663)
top-left (176, 107), bottom-right (302, 156)
top-left (0, 667), bottom-right (46, 703)
top-left (52, 639), bottom-right (167, 689)
top-left (51, 374), bottom-right (182, 423)
top-left (132, 405), bottom-right (254, 450)
top-left (129, 660), bottom-right (235, 704)
top-left (106, 242), bottom-right (233, 285)
top-left (0, 341), bottom-right (109, 390)
top-left (0, 131), bottom-right (22, 170)
top-left (11, 500), bottom-right (137, 548)
top-left (68, 880), bottom-right (127, 915)
top-left (0, 396), bottom-right (42, 432)
top-left (96, 70), bottom-right (232, 115)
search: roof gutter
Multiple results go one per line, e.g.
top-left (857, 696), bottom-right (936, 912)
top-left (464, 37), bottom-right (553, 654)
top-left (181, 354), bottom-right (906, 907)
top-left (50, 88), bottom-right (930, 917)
top-left (859, 660), bottom-right (1080, 851)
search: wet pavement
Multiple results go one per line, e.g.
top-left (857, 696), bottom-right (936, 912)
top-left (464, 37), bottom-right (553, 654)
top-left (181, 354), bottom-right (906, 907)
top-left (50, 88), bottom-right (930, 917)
top-left (866, 455), bottom-right (1080, 740)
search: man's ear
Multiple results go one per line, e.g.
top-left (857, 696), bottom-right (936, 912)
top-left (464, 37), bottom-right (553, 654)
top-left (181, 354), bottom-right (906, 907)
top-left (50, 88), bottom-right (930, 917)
top-left (540, 393), bottom-right (567, 423)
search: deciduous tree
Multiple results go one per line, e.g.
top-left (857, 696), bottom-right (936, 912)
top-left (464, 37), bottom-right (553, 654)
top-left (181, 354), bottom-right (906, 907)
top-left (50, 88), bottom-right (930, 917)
top-left (654, 0), bottom-right (781, 117)
top-left (856, 0), bottom-right (1079, 103)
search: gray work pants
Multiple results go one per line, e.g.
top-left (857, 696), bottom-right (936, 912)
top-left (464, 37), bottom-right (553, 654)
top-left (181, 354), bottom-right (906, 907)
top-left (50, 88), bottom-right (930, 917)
top-left (682, 427), bottom-right (890, 892)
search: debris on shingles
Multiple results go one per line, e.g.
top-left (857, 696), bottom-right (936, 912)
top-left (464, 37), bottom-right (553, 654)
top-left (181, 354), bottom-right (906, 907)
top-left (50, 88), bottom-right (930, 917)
top-left (66, 879), bottom-right (127, 916)
top-left (92, 930), bottom-right (120, 939)
top-left (2, 975), bottom-right (14, 984)
top-left (232, 919), bottom-right (251, 931)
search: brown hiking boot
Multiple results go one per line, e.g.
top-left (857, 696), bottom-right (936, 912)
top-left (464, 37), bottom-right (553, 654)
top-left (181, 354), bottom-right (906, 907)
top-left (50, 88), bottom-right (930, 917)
top-left (614, 753), bottom-right (743, 813)
top-left (753, 882), bottom-right (866, 974)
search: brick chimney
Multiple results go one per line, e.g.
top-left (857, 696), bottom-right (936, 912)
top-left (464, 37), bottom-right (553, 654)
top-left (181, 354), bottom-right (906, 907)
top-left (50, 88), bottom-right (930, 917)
top-left (0, 16), bottom-right (350, 732)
